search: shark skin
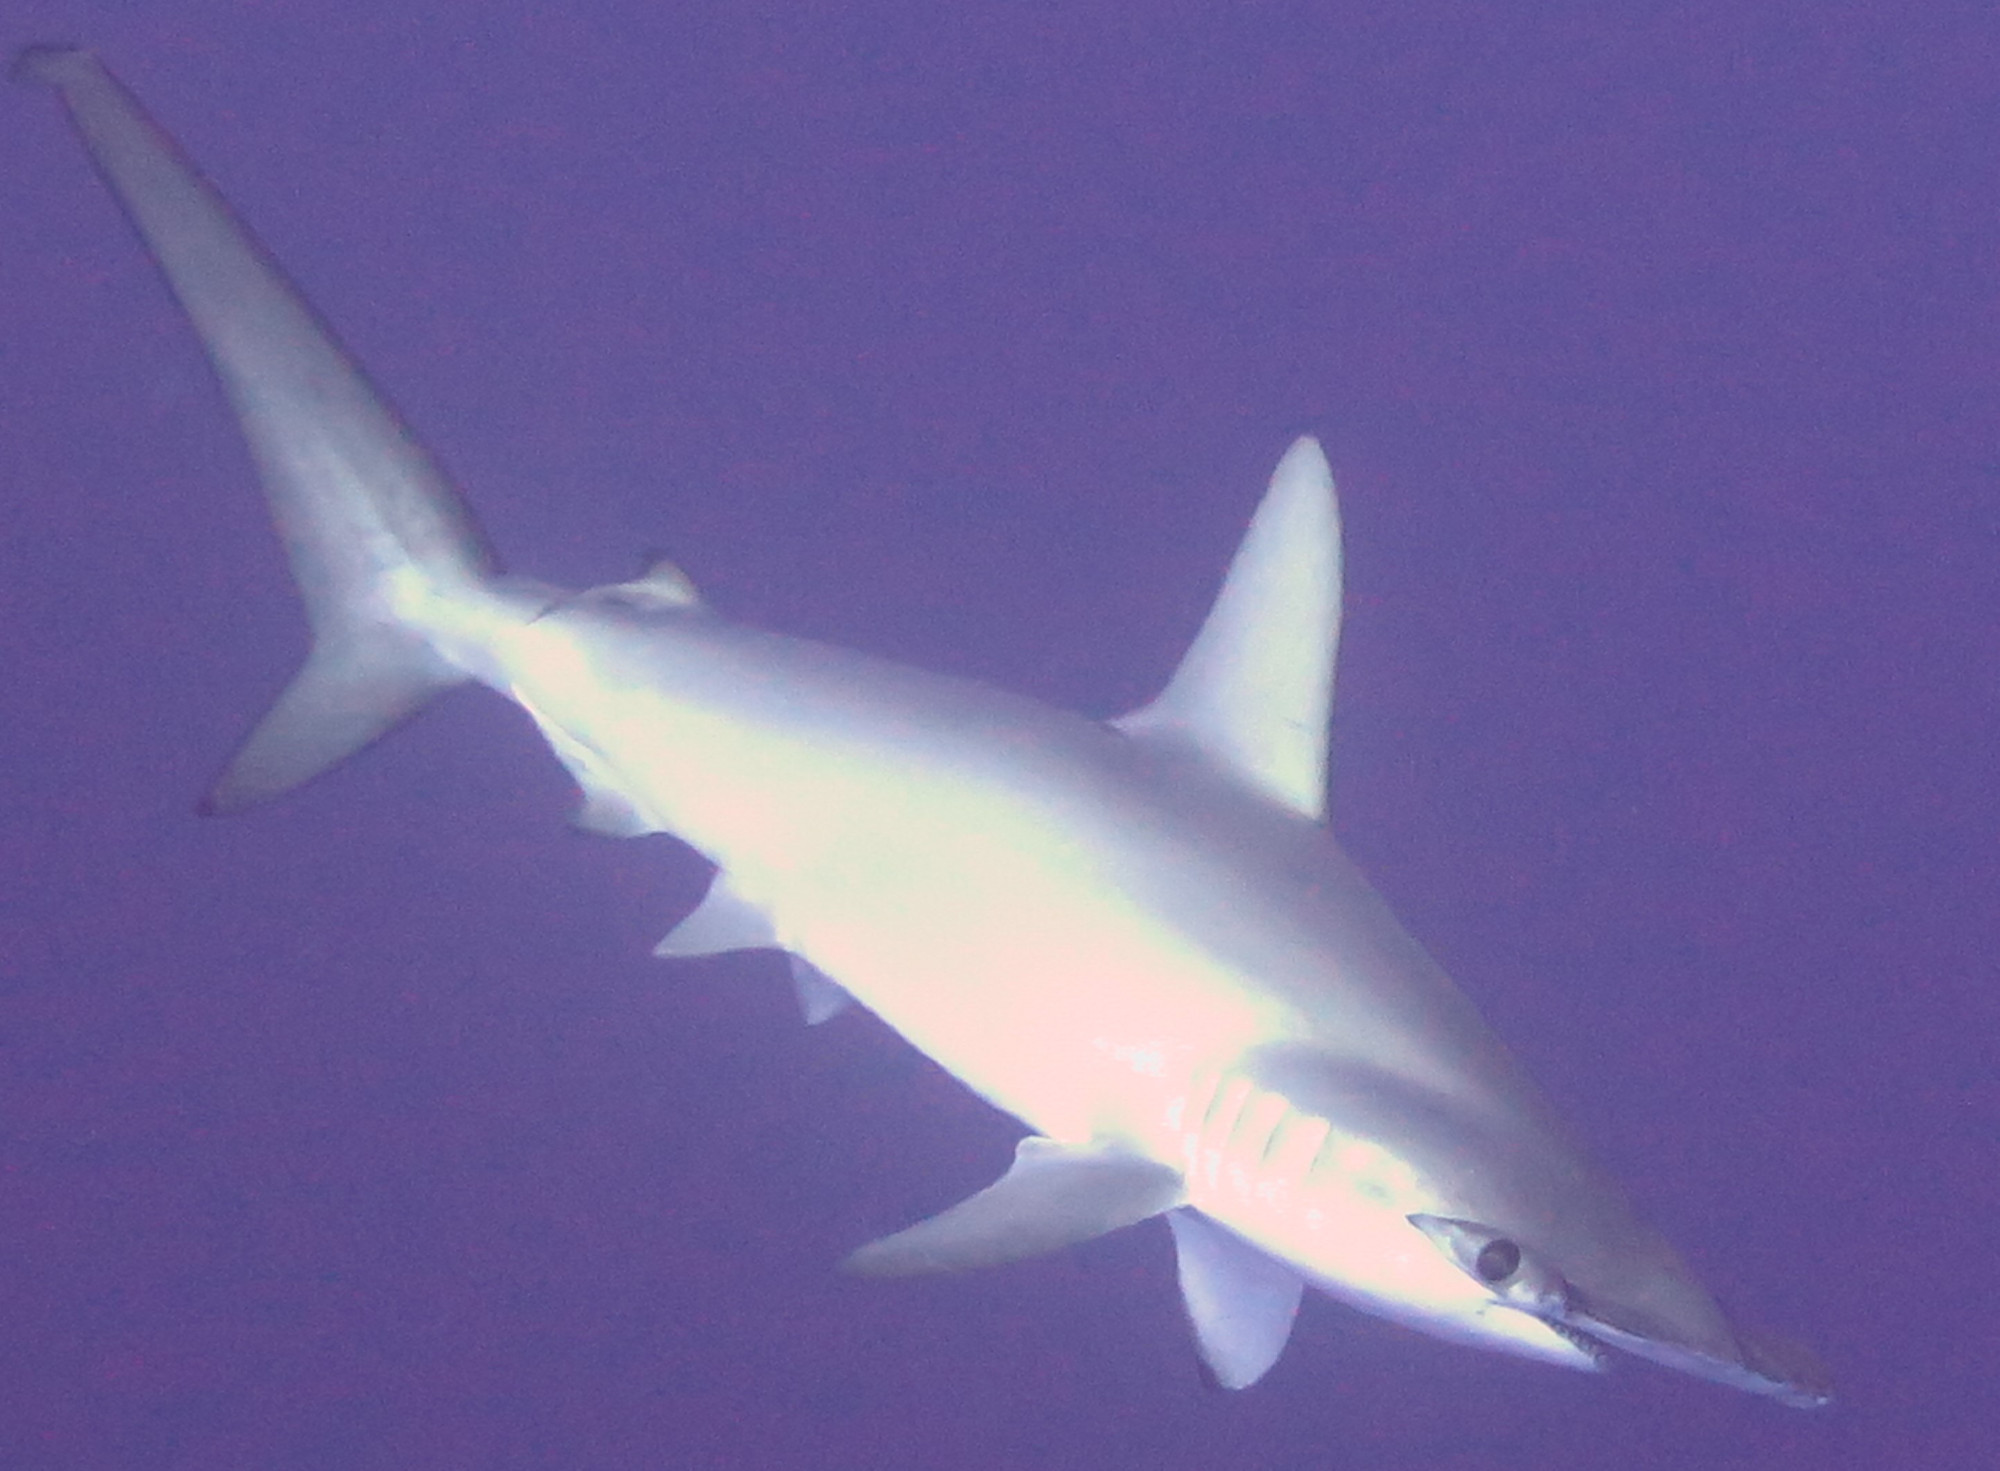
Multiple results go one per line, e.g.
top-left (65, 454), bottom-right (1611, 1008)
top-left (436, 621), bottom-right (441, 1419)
top-left (20, 46), bottom-right (1829, 1408)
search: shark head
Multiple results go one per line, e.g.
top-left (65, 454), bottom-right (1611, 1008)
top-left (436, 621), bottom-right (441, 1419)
top-left (1405, 1211), bottom-right (1830, 1406)
top-left (1247, 1046), bottom-right (1831, 1406)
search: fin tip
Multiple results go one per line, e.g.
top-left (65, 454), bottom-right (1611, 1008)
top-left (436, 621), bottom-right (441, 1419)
top-left (12, 44), bottom-right (89, 87)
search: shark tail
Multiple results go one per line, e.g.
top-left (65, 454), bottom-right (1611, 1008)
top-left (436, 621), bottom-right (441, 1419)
top-left (195, 628), bottom-right (475, 816)
top-left (20, 46), bottom-right (539, 811)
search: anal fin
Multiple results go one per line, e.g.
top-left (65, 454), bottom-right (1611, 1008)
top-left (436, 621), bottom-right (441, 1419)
top-left (571, 782), bottom-right (655, 838)
top-left (654, 885), bottom-right (854, 1024)
top-left (653, 876), bottom-right (776, 957)
top-left (789, 957), bottom-right (853, 1024)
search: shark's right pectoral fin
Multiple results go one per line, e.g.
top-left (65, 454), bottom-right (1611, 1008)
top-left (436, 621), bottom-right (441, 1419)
top-left (844, 1136), bottom-right (1185, 1276)
top-left (1166, 1208), bottom-right (1304, 1389)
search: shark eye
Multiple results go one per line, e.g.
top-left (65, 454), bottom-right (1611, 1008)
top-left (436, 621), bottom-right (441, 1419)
top-left (1409, 1215), bottom-right (1572, 1317)
top-left (1474, 1238), bottom-right (1522, 1283)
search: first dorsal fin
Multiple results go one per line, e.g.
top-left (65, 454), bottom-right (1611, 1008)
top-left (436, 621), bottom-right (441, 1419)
top-left (1114, 438), bottom-right (1341, 821)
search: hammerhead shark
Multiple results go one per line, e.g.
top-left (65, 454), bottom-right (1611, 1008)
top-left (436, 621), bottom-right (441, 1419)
top-left (19, 46), bottom-right (1827, 1405)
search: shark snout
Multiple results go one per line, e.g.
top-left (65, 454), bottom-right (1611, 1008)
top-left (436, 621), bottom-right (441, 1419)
top-left (1409, 1212), bottom-right (1832, 1407)
top-left (1561, 1285), bottom-right (1833, 1408)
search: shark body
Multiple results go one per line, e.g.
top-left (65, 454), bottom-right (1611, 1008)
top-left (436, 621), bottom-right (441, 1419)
top-left (21, 47), bottom-right (1827, 1405)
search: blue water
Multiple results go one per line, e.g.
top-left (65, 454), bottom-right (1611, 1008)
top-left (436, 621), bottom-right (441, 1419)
top-left (2, 3), bottom-right (1992, 1466)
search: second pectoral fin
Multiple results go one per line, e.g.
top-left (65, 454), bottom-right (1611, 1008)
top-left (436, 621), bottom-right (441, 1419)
top-left (844, 1137), bottom-right (1185, 1276)
top-left (1167, 1208), bottom-right (1304, 1389)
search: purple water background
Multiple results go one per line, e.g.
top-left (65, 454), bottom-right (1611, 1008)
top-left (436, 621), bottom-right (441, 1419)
top-left (3, 3), bottom-right (1994, 1467)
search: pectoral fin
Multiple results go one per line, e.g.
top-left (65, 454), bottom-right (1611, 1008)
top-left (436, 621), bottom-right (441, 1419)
top-left (844, 1137), bottom-right (1185, 1276)
top-left (1167, 1208), bottom-right (1304, 1389)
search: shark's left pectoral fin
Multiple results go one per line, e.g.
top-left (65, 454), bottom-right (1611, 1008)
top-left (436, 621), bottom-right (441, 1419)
top-left (1167, 1208), bottom-right (1304, 1389)
top-left (844, 1136), bottom-right (1185, 1276)
top-left (1115, 438), bottom-right (1340, 821)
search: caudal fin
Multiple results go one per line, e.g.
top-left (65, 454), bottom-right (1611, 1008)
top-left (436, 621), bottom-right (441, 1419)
top-left (20, 47), bottom-right (509, 808)
top-left (196, 627), bottom-right (470, 814)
